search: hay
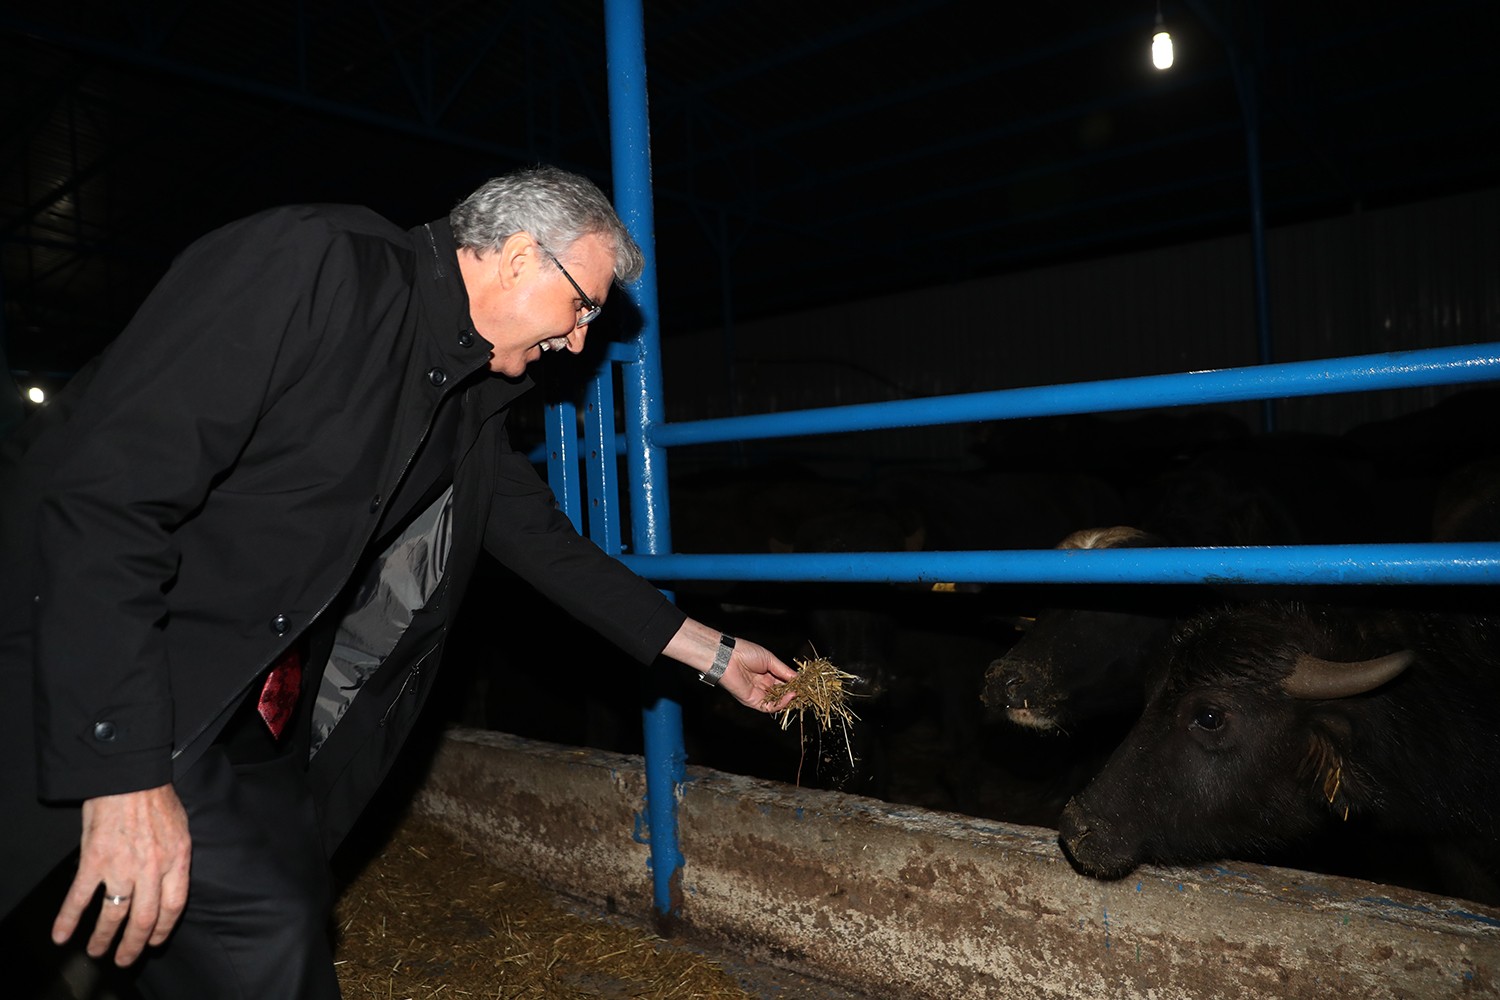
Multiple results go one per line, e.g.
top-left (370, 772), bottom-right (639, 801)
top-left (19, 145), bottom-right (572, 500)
top-left (333, 815), bottom-right (756, 999)
top-left (763, 655), bottom-right (862, 785)
top-left (765, 655), bottom-right (860, 734)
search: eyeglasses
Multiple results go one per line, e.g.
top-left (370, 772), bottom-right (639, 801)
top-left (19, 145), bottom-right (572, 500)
top-left (542, 248), bottom-right (603, 328)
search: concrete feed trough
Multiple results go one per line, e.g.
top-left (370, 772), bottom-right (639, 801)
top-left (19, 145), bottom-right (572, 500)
top-left (414, 727), bottom-right (1500, 1000)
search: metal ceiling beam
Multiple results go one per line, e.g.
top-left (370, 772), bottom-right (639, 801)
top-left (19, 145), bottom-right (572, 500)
top-left (659, 13), bottom-right (1152, 180)
top-left (0, 14), bottom-right (543, 168)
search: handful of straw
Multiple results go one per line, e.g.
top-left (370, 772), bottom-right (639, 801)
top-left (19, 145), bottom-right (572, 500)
top-left (765, 654), bottom-right (860, 733)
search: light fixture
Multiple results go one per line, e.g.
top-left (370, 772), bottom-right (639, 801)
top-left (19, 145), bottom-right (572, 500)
top-left (1152, 4), bottom-right (1174, 70)
top-left (26, 385), bottom-right (46, 404)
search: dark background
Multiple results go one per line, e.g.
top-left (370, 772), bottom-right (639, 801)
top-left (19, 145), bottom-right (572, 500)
top-left (3, 0), bottom-right (1496, 379)
top-left (4, 2), bottom-right (1497, 901)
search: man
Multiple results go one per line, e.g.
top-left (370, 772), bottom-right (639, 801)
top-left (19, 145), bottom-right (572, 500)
top-left (0, 165), bottom-right (797, 997)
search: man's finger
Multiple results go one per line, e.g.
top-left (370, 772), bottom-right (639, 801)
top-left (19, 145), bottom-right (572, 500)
top-left (84, 887), bottom-right (133, 959)
top-left (767, 689), bottom-right (796, 712)
top-left (50, 870), bottom-right (104, 945)
top-left (149, 862), bottom-right (190, 947)
top-left (113, 890), bottom-right (157, 966)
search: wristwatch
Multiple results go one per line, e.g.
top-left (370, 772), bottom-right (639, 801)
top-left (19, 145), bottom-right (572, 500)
top-left (699, 634), bottom-right (736, 686)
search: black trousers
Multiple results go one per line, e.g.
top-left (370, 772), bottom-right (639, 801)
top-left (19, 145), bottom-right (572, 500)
top-left (125, 705), bottom-right (341, 1000)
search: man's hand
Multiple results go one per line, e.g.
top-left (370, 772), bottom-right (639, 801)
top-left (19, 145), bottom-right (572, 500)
top-left (664, 618), bottom-right (799, 712)
top-left (52, 784), bottom-right (191, 966)
top-left (718, 637), bottom-right (801, 712)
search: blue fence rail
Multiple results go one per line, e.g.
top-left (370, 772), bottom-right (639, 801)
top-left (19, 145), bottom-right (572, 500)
top-left (622, 544), bottom-right (1500, 588)
top-left (548, 341), bottom-right (1500, 588)
top-left (581, 0), bottom-right (1497, 923)
top-left (624, 341), bottom-right (1500, 588)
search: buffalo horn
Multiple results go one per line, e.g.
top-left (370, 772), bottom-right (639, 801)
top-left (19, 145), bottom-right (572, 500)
top-left (1282, 650), bottom-right (1416, 700)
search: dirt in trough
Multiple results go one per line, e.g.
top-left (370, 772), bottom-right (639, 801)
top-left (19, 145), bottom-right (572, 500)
top-left (333, 811), bottom-right (873, 1000)
top-left (334, 812), bottom-right (748, 999)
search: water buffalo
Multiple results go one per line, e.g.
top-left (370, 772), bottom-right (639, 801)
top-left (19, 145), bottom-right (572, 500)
top-left (972, 527), bottom-right (1190, 827)
top-left (1058, 602), bottom-right (1500, 903)
top-left (982, 527), bottom-right (1176, 733)
top-left (983, 441), bottom-right (1323, 738)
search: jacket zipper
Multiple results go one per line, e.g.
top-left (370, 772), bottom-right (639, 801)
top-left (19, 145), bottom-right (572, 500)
top-left (379, 641), bottom-right (442, 727)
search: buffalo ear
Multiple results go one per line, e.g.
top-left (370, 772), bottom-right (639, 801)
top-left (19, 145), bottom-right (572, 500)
top-left (1282, 650), bottom-right (1415, 700)
top-left (1057, 526), bottom-right (1157, 551)
top-left (1301, 727), bottom-right (1356, 820)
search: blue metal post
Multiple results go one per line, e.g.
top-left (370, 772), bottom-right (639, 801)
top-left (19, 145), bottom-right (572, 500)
top-left (602, 0), bottom-right (685, 922)
top-left (583, 365), bottom-right (622, 555)
top-left (544, 399), bottom-right (584, 531)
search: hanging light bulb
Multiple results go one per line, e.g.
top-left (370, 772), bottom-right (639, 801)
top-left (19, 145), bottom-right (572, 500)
top-left (1152, 28), bottom-right (1174, 69)
top-left (1152, 6), bottom-right (1174, 70)
top-left (26, 385), bottom-right (46, 404)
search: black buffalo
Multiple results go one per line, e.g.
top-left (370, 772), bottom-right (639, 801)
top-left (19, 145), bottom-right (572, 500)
top-left (974, 527), bottom-right (1189, 827)
top-left (983, 438), bottom-right (1322, 739)
top-left (1058, 602), bottom-right (1500, 904)
top-left (982, 527), bottom-right (1176, 734)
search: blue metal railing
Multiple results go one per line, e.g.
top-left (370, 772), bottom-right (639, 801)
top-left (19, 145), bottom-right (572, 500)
top-left (589, 0), bottom-right (1497, 925)
top-left (621, 544), bottom-right (1500, 588)
top-left (550, 342), bottom-right (1500, 590)
top-left (651, 341), bottom-right (1499, 447)
top-left (625, 342), bottom-right (1500, 589)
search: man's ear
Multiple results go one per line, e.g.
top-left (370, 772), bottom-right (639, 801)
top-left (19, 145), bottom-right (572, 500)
top-left (495, 232), bottom-right (539, 290)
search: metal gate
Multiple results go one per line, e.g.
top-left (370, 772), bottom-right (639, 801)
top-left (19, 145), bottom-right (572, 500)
top-left (559, 0), bottom-right (1500, 921)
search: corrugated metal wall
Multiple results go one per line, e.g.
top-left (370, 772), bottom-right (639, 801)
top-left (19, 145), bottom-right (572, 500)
top-left (1270, 189), bottom-right (1500, 433)
top-left (663, 186), bottom-right (1498, 469)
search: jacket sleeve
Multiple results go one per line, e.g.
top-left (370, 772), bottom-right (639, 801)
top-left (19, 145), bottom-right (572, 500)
top-left (481, 449), bottom-right (686, 665)
top-left (30, 208), bottom-right (369, 801)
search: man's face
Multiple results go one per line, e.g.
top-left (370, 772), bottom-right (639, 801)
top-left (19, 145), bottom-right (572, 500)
top-left (463, 232), bottom-right (615, 377)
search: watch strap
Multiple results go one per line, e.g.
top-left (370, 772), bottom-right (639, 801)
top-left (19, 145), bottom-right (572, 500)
top-left (700, 634), bottom-right (736, 686)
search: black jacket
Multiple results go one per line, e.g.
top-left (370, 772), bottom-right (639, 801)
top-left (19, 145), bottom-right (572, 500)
top-left (0, 206), bottom-right (685, 912)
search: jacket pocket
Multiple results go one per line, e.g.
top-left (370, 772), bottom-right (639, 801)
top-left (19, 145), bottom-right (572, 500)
top-left (379, 639), bottom-right (442, 729)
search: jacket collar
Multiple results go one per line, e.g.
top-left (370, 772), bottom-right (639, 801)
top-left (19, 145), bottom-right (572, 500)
top-left (411, 220), bottom-right (534, 425)
top-left (412, 218), bottom-right (534, 414)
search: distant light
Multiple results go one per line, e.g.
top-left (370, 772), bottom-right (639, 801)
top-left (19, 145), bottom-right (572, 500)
top-left (1152, 29), bottom-right (1174, 70)
top-left (26, 385), bottom-right (46, 404)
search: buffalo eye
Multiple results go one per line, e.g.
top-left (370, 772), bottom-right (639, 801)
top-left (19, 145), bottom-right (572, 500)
top-left (1191, 706), bottom-right (1226, 732)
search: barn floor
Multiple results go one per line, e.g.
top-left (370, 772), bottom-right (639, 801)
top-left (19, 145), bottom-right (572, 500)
top-left (16, 806), bottom-right (877, 1000)
top-left (330, 810), bottom-right (881, 1000)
